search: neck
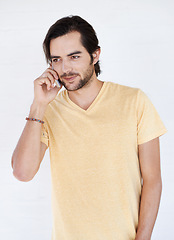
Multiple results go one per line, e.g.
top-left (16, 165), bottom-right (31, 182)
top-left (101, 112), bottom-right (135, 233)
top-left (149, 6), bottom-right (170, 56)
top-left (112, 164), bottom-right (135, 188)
top-left (67, 77), bottom-right (104, 110)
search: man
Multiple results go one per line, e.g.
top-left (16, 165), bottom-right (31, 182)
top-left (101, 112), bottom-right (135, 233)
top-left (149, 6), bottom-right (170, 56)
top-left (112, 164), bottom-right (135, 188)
top-left (11, 15), bottom-right (167, 240)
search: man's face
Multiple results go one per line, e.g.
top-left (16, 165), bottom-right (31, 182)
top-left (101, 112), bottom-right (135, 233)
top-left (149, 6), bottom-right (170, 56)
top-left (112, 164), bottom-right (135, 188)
top-left (50, 31), bottom-right (95, 91)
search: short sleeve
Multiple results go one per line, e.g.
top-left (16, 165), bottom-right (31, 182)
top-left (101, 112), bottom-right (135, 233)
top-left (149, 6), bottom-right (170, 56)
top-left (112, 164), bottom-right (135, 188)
top-left (136, 89), bottom-right (167, 145)
top-left (40, 117), bottom-right (49, 148)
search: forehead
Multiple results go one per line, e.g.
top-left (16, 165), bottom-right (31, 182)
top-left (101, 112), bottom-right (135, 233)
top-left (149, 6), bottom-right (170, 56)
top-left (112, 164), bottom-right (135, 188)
top-left (50, 31), bottom-right (86, 56)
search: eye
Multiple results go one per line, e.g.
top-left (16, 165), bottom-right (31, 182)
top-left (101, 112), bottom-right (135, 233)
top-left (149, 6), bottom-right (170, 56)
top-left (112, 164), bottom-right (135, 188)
top-left (52, 58), bottom-right (61, 63)
top-left (71, 55), bottom-right (80, 59)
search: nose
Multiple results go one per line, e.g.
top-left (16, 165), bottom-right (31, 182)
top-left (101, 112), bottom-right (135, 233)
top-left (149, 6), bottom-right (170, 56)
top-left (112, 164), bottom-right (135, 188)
top-left (61, 59), bottom-right (72, 74)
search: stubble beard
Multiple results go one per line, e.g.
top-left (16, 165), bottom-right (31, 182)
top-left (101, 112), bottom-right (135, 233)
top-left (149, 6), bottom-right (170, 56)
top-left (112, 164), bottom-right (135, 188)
top-left (60, 64), bottom-right (95, 91)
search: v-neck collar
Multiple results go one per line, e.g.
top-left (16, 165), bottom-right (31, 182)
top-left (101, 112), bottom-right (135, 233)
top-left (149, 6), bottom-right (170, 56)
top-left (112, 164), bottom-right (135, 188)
top-left (64, 81), bottom-right (107, 113)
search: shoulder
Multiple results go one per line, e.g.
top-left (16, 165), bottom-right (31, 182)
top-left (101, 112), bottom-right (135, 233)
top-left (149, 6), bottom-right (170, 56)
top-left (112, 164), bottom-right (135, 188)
top-left (106, 81), bottom-right (141, 99)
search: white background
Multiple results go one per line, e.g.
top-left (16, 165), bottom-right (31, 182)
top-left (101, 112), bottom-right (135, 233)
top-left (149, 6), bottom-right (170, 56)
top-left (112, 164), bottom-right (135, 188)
top-left (0, 0), bottom-right (173, 239)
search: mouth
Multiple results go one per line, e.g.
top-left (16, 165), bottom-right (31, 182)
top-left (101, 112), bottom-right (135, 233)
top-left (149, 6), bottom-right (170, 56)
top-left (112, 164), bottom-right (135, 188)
top-left (63, 75), bottom-right (78, 81)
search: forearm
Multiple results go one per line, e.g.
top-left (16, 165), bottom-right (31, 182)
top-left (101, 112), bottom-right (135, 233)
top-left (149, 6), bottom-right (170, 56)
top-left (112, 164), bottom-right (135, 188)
top-left (135, 179), bottom-right (162, 240)
top-left (12, 102), bottom-right (46, 181)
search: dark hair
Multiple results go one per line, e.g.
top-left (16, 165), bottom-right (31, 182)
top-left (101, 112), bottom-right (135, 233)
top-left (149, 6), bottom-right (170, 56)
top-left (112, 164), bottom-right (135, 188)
top-left (43, 15), bottom-right (101, 76)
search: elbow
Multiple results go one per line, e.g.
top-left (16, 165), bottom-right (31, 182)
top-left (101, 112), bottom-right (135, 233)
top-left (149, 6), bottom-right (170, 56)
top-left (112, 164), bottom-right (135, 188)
top-left (12, 170), bottom-right (34, 182)
top-left (156, 176), bottom-right (162, 192)
top-left (11, 155), bottom-right (36, 182)
top-left (159, 178), bottom-right (163, 194)
top-left (156, 178), bottom-right (163, 200)
top-left (143, 176), bottom-right (162, 193)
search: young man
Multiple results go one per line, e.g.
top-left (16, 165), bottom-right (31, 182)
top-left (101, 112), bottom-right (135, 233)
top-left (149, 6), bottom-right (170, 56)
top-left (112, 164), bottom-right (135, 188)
top-left (11, 15), bottom-right (167, 240)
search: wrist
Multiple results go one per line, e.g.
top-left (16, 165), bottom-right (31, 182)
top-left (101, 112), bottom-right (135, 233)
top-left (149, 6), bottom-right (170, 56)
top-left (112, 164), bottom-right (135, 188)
top-left (29, 101), bottom-right (47, 119)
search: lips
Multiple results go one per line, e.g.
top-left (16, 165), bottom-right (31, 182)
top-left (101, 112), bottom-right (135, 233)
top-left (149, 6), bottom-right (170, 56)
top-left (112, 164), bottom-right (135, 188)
top-left (63, 75), bottom-right (77, 81)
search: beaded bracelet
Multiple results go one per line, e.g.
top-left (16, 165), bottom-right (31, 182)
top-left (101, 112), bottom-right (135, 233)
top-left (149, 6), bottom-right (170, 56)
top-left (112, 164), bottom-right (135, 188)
top-left (26, 117), bottom-right (44, 124)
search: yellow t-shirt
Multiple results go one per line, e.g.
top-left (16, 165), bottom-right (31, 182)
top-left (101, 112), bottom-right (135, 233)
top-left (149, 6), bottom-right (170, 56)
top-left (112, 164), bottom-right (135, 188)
top-left (41, 81), bottom-right (167, 240)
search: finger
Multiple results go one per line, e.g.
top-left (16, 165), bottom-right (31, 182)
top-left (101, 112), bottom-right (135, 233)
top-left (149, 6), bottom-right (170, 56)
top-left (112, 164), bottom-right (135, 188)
top-left (37, 77), bottom-right (52, 90)
top-left (40, 68), bottom-right (58, 80)
top-left (42, 72), bottom-right (55, 86)
top-left (47, 67), bottom-right (59, 80)
top-left (42, 66), bottom-right (59, 81)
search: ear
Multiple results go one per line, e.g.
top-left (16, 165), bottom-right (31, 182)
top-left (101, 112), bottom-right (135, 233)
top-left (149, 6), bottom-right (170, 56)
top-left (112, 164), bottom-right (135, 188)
top-left (92, 48), bottom-right (101, 64)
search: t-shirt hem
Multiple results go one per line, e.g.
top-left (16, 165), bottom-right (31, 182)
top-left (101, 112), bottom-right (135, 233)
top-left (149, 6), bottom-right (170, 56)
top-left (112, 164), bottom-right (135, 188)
top-left (40, 138), bottom-right (49, 148)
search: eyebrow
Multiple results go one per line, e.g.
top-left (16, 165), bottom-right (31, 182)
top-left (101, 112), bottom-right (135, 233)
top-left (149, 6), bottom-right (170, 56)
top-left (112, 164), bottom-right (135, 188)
top-left (50, 51), bottom-right (82, 59)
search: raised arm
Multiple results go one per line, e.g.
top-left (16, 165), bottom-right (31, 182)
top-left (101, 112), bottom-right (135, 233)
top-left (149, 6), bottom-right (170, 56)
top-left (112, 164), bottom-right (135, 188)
top-left (11, 67), bottom-right (62, 182)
